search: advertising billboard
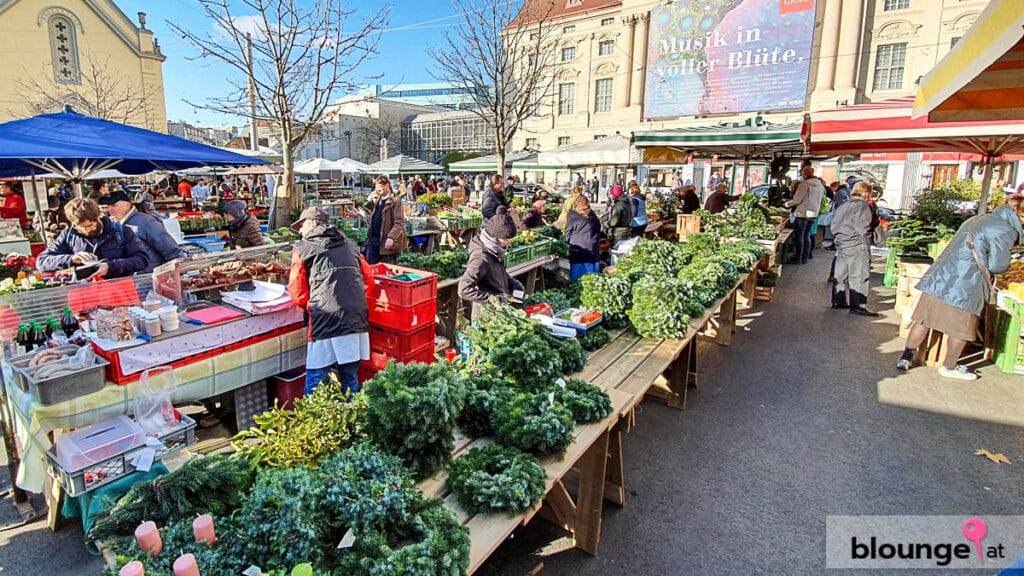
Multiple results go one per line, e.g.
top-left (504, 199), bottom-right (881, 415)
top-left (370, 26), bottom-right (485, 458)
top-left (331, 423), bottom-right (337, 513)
top-left (644, 0), bottom-right (817, 119)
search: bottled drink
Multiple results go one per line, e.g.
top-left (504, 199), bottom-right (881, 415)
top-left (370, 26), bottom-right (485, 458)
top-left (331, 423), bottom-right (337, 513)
top-left (16, 323), bottom-right (30, 353)
top-left (43, 318), bottom-right (54, 338)
top-left (60, 306), bottom-right (79, 337)
top-left (48, 318), bottom-right (60, 339)
top-left (30, 322), bottom-right (47, 350)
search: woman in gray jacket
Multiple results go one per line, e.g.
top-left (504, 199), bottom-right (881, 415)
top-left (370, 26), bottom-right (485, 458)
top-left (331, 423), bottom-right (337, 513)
top-left (897, 196), bottom-right (1024, 380)
top-left (831, 183), bottom-right (877, 316)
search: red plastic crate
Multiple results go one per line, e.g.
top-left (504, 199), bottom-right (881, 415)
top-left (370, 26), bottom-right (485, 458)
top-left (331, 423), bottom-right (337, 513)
top-left (370, 323), bottom-right (435, 358)
top-left (368, 298), bottom-right (437, 332)
top-left (367, 264), bottom-right (438, 308)
top-left (357, 364), bottom-right (377, 384)
top-left (365, 341), bottom-right (435, 371)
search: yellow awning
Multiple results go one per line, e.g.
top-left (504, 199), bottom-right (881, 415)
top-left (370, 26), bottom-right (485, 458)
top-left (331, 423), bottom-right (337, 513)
top-left (913, 0), bottom-right (1024, 122)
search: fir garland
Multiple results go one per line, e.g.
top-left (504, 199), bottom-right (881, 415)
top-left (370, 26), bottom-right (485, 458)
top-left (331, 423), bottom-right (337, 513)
top-left (551, 379), bottom-right (613, 424)
top-left (446, 444), bottom-right (547, 515)
top-left (321, 442), bottom-right (417, 534)
top-left (488, 331), bottom-right (563, 391)
top-left (557, 336), bottom-right (588, 374)
top-left (88, 453), bottom-right (254, 544)
top-left (578, 326), bottom-right (611, 351)
top-left (458, 373), bottom-right (515, 437)
top-left (492, 393), bottom-right (575, 456)
top-left (362, 362), bottom-right (465, 480)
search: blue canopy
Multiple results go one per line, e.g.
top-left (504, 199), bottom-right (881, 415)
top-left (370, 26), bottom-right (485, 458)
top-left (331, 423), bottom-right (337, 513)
top-left (0, 110), bottom-right (267, 179)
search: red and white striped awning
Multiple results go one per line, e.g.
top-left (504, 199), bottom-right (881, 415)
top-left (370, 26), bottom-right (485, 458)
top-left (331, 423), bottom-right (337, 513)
top-left (807, 97), bottom-right (1024, 158)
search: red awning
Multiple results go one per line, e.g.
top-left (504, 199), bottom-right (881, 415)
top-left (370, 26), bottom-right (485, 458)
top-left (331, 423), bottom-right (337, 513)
top-left (808, 97), bottom-right (1024, 157)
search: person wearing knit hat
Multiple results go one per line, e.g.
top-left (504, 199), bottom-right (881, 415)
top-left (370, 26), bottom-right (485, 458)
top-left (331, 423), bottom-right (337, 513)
top-left (606, 184), bottom-right (633, 244)
top-left (224, 199), bottom-right (264, 249)
top-left (459, 206), bottom-right (524, 318)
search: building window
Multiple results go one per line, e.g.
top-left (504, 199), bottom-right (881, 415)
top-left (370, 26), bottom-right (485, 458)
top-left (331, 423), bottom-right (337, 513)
top-left (561, 47), bottom-right (576, 62)
top-left (529, 53), bottom-right (540, 66)
top-left (873, 43), bottom-right (907, 90)
top-left (950, 36), bottom-right (961, 48)
top-left (530, 32), bottom-right (539, 40)
top-left (594, 78), bottom-right (613, 112)
top-left (598, 40), bottom-right (615, 56)
top-left (558, 136), bottom-right (571, 147)
top-left (526, 138), bottom-right (538, 149)
top-left (601, 17), bottom-right (615, 26)
top-left (48, 15), bottom-right (80, 85)
top-left (594, 134), bottom-right (607, 140)
top-left (558, 83), bottom-right (575, 115)
top-left (563, 25), bottom-right (575, 33)
top-left (883, 0), bottom-right (909, 10)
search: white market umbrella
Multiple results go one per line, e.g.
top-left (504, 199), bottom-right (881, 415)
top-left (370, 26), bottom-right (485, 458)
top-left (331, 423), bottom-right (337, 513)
top-left (538, 135), bottom-right (642, 167)
top-left (362, 154), bottom-right (443, 175)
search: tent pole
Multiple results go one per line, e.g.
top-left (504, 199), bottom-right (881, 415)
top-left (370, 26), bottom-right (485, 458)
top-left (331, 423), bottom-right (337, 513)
top-left (28, 170), bottom-right (48, 245)
top-left (978, 154), bottom-right (995, 215)
top-left (742, 156), bottom-right (750, 195)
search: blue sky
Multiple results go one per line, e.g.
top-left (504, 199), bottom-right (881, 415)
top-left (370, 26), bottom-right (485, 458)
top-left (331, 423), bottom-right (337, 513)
top-left (116, 0), bottom-right (459, 127)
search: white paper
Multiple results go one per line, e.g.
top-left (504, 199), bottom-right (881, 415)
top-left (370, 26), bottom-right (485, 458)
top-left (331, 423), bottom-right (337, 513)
top-left (133, 447), bottom-right (155, 472)
top-left (220, 280), bottom-right (285, 303)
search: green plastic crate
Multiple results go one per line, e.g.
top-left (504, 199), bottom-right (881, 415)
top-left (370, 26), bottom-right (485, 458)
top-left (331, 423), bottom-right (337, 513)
top-left (883, 249), bottom-right (898, 288)
top-left (504, 245), bottom-right (530, 267)
top-left (993, 294), bottom-right (1024, 374)
top-left (528, 239), bottom-right (551, 260)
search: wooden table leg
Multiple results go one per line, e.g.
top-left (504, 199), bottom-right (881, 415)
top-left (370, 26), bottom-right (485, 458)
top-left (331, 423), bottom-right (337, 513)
top-left (715, 290), bottom-right (737, 346)
top-left (437, 286), bottom-right (460, 342)
top-left (524, 268), bottom-right (538, 294)
top-left (686, 335), bottom-right (699, 389)
top-left (45, 430), bottom-right (64, 531)
top-left (665, 345), bottom-right (689, 410)
top-left (604, 429), bottom-right (626, 506)
top-left (739, 271), bottom-right (757, 310)
top-left (574, 429), bottom-right (610, 556)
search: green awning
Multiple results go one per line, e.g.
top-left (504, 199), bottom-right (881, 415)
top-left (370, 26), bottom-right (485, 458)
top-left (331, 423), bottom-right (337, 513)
top-left (632, 118), bottom-right (805, 159)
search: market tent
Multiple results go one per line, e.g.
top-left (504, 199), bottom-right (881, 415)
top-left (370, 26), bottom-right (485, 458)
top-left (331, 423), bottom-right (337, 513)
top-left (537, 135), bottom-right (642, 167)
top-left (509, 156), bottom-right (568, 172)
top-left (0, 111), bottom-right (267, 180)
top-left (913, 0), bottom-right (1024, 122)
top-left (38, 168), bottom-right (161, 181)
top-left (362, 154), bottom-right (443, 175)
top-left (294, 157), bottom-right (336, 175)
top-left (225, 164), bottom-right (284, 176)
top-left (808, 97), bottom-right (1024, 210)
top-left (333, 158), bottom-right (368, 173)
top-left (217, 145), bottom-right (282, 163)
top-left (632, 118), bottom-right (806, 160)
top-left (448, 150), bottom-right (536, 172)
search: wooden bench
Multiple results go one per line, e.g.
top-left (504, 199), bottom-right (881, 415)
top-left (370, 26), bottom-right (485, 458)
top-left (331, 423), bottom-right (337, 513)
top-left (417, 388), bottom-right (633, 574)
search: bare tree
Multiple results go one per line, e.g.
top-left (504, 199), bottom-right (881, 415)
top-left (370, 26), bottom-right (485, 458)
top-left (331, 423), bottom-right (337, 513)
top-left (359, 113), bottom-right (402, 163)
top-left (428, 0), bottom-right (557, 173)
top-left (170, 0), bottom-right (389, 225)
top-left (11, 55), bottom-right (151, 126)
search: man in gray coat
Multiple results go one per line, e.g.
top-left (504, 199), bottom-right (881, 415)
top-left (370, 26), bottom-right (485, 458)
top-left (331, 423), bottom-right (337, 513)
top-left (830, 184), bottom-right (877, 316)
top-left (99, 191), bottom-right (181, 272)
top-left (785, 166), bottom-right (825, 264)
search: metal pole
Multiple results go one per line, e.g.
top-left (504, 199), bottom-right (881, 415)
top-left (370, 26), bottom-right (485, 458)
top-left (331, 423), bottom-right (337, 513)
top-left (28, 171), bottom-right (48, 246)
top-left (742, 156), bottom-right (750, 195)
top-left (978, 154), bottom-right (995, 214)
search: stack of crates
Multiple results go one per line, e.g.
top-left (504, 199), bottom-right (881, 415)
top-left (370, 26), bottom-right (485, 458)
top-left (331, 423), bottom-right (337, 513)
top-left (993, 293), bottom-right (1024, 374)
top-left (360, 264), bottom-right (438, 381)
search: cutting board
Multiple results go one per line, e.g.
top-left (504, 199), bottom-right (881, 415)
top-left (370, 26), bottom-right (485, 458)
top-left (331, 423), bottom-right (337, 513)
top-left (182, 305), bottom-right (245, 325)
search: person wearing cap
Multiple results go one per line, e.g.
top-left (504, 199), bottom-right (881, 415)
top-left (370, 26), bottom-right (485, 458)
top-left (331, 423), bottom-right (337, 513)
top-left (459, 206), bottom-right (524, 318)
top-left (38, 198), bottom-right (149, 279)
top-left (224, 199), bottom-right (264, 249)
top-left (606, 184), bottom-right (633, 244)
top-left (288, 207), bottom-right (370, 396)
top-left (364, 175), bottom-right (407, 264)
top-left (99, 191), bottom-right (181, 272)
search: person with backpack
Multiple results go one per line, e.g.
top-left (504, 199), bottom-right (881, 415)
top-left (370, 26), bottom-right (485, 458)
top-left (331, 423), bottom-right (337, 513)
top-left (628, 183), bottom-right (648, 237)
top-left (37, 198), bottom-right (149, 279)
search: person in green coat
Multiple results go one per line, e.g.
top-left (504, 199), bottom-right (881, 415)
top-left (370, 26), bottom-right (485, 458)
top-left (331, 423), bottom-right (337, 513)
top-left (606, 185), bottom-right (633, 244)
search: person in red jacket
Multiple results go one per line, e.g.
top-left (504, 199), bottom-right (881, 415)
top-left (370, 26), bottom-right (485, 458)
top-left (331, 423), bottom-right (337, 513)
top-left (0, 181), bottom-right (28, 228)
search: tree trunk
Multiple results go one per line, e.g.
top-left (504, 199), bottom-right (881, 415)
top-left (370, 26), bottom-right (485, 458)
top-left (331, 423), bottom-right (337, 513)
top-left (273, 144), bottom-right (296, 229)
top-left (496, 150), bottom-right (506, 178)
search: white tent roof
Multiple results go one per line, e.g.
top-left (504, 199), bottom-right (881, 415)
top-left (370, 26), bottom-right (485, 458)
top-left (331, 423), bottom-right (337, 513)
top-left (362, 154), bottom-right (444, 175)
top-left (537, 135), bottom-right (642, 167)
top-left (294, 157), bottom-right (367, 174)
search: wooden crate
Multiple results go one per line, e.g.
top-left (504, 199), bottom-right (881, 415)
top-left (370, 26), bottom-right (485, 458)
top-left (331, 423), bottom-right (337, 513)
top-left (675, 214), bottom-right (701, 241)
top-left (895, 262), bottom-right (929, 316)
top-left (754, 286), bottom-right (774, 301)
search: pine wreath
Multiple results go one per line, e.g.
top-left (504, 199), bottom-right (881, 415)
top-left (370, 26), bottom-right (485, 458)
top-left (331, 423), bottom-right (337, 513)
top-left (446, 444), bottom-right (547, 515)
top-left (458, 373), bottom-right (515, 437)
top-left (491, 393), bottom-right (575, 456)
top-left (552, 379), bottom-right (613, 424)
top-left (577, 326), bottom-right (611, 351)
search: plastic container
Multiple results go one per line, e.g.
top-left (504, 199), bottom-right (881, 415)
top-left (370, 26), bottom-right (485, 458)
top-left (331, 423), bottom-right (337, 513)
top-left (883, 249), bottom-right (898, 288)
top-left (504, 246), bottom-right (530, 268)
top-left (191, 237), bottom-right (227, 253)
top-left (369, 323), bottom-right (435, 359)
top-left (364, 342), bottom-right (435, 371)
top-left (272, 370), bottom-right (305, 410)
top-left (55, 415), bottom-right (146, 472)
top-left (368, 298), bottom-right (437, 332)
top-left (367, 265), bottom-right (438, 308)
top-left (527, 239), bottom-right (552, 260)
top-left (12, 354), bottom-right (109, 405)
top-left (994, 294), bottom-right (1024, 374)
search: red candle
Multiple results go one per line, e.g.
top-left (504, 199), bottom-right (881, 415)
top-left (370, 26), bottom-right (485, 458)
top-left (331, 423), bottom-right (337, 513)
top-left (172, 553), bottom-right (200, 576)
top-left (119, 561), bottom-right (145, 576)
top-left (192, 514), bottom-right (216, 545)
top-left (134, 521), bottom-right (162, 556)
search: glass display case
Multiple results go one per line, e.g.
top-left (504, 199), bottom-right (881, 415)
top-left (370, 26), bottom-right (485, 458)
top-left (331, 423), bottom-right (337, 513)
top-left (153, 243), bottom-right (293, 305)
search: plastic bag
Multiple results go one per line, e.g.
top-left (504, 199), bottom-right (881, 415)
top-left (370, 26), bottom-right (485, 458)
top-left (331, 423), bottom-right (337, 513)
top-left (66, 344), bottom-right (95, 370)
top-left (132, 365), bottom-right (178, 436)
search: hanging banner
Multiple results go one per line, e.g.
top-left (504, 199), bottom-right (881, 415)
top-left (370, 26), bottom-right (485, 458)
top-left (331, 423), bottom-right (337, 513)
top-left (644, 0), bottom-right (817, 119)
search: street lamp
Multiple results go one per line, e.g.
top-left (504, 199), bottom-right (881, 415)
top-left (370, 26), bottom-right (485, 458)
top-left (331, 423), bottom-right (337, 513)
top-left (343, 130), bottom-right (352, 159)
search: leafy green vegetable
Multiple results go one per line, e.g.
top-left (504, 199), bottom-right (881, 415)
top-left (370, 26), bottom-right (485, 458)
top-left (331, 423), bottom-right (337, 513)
top-left (580, 272), bottom-right (633, 317)
top-left (629, 277), bottom-right (694, 339)
top-left (398, 250), bottom-right (468, 279)
top-left (446, 444), bottom-right (546, 514)
top-left (578, 325), bottom-right (610, 351)
top-left (616, 240), bottom-right (689, 278)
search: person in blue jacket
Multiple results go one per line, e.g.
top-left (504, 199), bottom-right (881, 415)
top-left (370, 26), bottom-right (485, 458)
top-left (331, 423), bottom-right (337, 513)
top-left (99, 191), bottom-right (182, 272)
top-left (37, 198), bottom-right (149, 279)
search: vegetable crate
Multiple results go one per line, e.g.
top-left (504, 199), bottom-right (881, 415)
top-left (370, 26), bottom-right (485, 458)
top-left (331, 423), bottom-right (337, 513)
top-left (366, 323), bottom-right (436, 371)
top-left (505, 245), bottom-right (530, 267)
top-left (527, 239), bottom-right (552, 260)
top-left (993, 294), bottom-right (1024, 374)
top-left (675, 214), bottom-right (701, 241)
top-left (368, 299), bottom-right (437, 332)
top-left (895, 262), bottom-right (929, 317)
top-left (45, 414), bottom-right (197, 497)
top-left (367, 264), bottom-right (438, 308)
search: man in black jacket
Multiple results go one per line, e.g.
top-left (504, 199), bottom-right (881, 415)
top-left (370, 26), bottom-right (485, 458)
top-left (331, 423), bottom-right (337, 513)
top-left (37, 198), bottom-right (149, 278)
top-left (287, 207), bottom-right (370, 396)
top-left (481, 174), bottom-right (510, 221)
